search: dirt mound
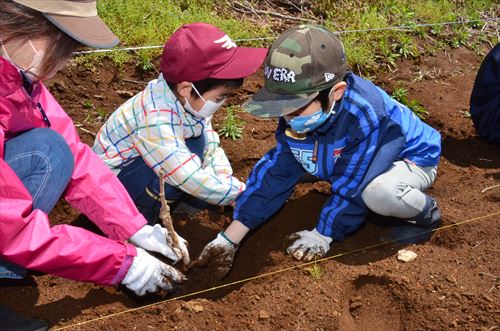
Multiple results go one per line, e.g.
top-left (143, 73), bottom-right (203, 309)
top-left (340, 274), bottom-right (407, 330)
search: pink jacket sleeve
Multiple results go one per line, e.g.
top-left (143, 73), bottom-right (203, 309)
top-left (37, 84), bottom-right (147, 240)
top-left (0, 161), bottom-right (136, 285)
top-left (0, 84), bottom-right (147, 285)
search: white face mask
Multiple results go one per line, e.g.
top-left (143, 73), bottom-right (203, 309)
top-left (183, 84), bottom-right (225, 119)
top-left (326, 87), bottom-right (337, 114)
top-left (1, 39), bottom-right (46, 80)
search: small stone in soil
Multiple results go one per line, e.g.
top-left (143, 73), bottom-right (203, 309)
top-left (446, 275), bottom-right (457, 283)
top-left (258, 310), bottom-right (270, 320)
top-left (397, 249), bottom-right (418, 262)
top-left (116, 90), bottom-right (135, 98)
top-left (181, 301), bottom-right (204, 313)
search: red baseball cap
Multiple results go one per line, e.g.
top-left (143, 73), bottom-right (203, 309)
top-left (160, 23), bottom-right (268, 83)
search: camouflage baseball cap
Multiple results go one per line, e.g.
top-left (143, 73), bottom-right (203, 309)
top-left (243, 24), bottom-right (347, 117)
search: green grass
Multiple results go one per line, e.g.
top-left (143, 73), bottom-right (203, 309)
top-left (79, 0), bottom-right (272, 68)
top-left (76, 0), bottom-right (497, 75)
top-left (317, 0), bottom-right (495, 73)
top-left (392, 85), bottom-right (429, 120)
top-left (218, 105), bottom-right (245, 140)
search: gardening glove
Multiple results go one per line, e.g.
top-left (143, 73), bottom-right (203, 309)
top-left (195, 232), bottom-right (238, 279)
top-left (129, 224), bottom-right (190, 265)
top-left (121, 248), bottom-right (185, 296)
top-left (286, 228), bottom-right (333, 262)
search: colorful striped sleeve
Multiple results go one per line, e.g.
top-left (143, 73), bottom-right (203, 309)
top-left (201, 120), bottom-right (234, 176)
top-left (135, 107), bottom-right (244, 205)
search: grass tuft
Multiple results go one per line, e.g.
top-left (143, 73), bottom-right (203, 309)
top-left (306, 261), bottom-right (324, 280)
top-left (83, 0), bottom-right (272, 69)
top-left (219, 106), bottom-right (245, 140)
top-left (74, 0), bottom-right (496, 76)
top-left (392, 85), bottom-right (429, 120)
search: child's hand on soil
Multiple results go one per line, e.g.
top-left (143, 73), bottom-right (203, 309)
top-left (286, 228), bottom-right (333, 262)
top-left (193, 232), bottom-right (238, 279)
top-left (121, 248), bottom-right (186, 296)
top-left (129, 224), bottom-right (189, 264)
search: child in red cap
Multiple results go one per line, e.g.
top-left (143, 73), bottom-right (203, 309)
top-left (94, 23), bottom-right (267, 223)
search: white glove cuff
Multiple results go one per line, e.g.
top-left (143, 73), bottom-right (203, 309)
top-left (129, 224), bottom-right (156, 245)
top-left (122, 248), bottom-right (156, 292)
top-left (217, 232), bottom-right (237, 249)
top-left (312, 228), bottom-right (333, 245)
top-left (129, 224), bottom-right (179, 262)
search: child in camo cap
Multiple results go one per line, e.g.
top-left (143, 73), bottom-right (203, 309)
top-left (196, 25), bottom-right (442, 278)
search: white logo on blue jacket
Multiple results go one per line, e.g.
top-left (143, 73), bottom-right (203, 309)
top-left (290, 148), bottom-right (317, 174)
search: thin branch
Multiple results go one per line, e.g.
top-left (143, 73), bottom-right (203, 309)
top-left (481, 184), bottom-right (500, 193)
top-left (244, 0), bottom-right (263, 21)
top-left (232, 1), bottom-right (314, 22)
top-left (74, 123), bottom-right (96, 137)
top-left (158, 168), bottom-right (186, 265)
top-left (284, 0), bottom-right (318, 21)
top-left (122, 78), bottom-right (149, 84)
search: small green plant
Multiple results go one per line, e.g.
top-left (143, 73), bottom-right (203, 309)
top-left (306, 261), bottom-right (324, 280)
top-left (450, 27), bottom-right (470, 48)
top-left (392, 86), bottom-right (408, 101)
top-left (219, 106), bottom-right (245, 140)
top-left (392, 85), bottom-right (429, 120)
top-left (108, 51), bottom-right (131, 69)
top-left (467, 12), bottom-right (484, 29)
top-left (392, 35), bottom-right (418, 59)
top-left (136, 49), bottom-right (157, 72)
top-left (376, 36), bottom-right (399, 70)
top-left (406, 99), bottom-right (429, 120)
top-left (95, 107), bottom-right (108, 119)
top-left (74, 56), bottom-right (97, 71)
top-left (82, 99), bottom-right (94, 109)
top-left (139, 58), bottom-right (155, 72)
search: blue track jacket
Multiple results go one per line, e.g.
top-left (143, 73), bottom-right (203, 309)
top-left (234, 73), bottom-right (441, 241)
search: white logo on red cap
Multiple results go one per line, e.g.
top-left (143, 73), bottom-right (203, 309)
top-left (324, 73), bottom-right (335, 82)
top-left (214, 35), bottom-right (237, 49)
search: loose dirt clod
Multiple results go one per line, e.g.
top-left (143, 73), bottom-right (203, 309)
top-left (446, 275), bottom-right (458, 284)
top-left (182, 301), bottom-right (204, 313)
top-left (397, 249), bottom-right (418, 262)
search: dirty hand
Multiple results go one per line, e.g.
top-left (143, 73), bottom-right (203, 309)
top-left (195, 232), bottom-right (238, 279)
top-left (129, 224), bottom-right (189, 264)
top-left (121, 248), bottom-right (185, 296)
top-left (286, 228), bottom-right (333, 261)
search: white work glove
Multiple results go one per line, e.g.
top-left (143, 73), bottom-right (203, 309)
top-left (121, 248), bottom-right (185, 296)
top-left (286, 228), bottom-right (333, 262)
top-left (195, 232), bottom-right (238, 279)
top-left (129, 224), bottom-right (190, 264)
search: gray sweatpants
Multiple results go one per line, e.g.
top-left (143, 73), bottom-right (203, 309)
top-left (361, 160), bottom-right (437, 218)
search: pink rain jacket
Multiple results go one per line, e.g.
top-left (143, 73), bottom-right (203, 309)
top-left (0, 57), bottom-right (147, 286)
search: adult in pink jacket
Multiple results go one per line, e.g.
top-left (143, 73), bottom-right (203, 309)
top-left (0, 1), bottom-right (188, 329)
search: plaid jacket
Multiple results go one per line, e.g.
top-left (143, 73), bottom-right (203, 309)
top-left (93, 74), bottom-right (244, 205)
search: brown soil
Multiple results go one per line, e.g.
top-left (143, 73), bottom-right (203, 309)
top-left (1, 46), bottom-right (499, 331)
